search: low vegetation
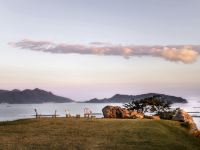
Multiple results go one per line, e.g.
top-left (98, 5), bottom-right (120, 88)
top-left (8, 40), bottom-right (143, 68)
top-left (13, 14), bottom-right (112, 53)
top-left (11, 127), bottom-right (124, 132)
top-left (0, 118), bottom-right (199, 150)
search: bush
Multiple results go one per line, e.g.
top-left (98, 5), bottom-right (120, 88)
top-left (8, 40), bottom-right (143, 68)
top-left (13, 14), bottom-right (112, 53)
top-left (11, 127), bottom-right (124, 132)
top-left (181, 122), bottom-right (191, 129)
top-left (157, 109), bottom-right (177, 120)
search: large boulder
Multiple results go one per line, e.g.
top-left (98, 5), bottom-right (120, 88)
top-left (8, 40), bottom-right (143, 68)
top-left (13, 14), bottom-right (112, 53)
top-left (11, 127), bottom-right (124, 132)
top-left (120, 108), bottom-right (130, 118)
top-left (129, 111), bottom-right (144, 119)
top-left (144, 115), bottom-right (160, 120)
top-left (172, 109), bottom-right (198, 132)
top-left (193, 130), bottom-right (200, 138)
top-left (102, 106), bottom-right (144, 119)
top-left (151, 115), bottom-right (161, 120)
top-left (102, 106), bottom-right (128, 118)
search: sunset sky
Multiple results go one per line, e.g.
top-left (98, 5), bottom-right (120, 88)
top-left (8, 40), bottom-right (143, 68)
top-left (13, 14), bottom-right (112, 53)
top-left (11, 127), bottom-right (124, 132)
top-left (0, 0), bottom-right (200, 101)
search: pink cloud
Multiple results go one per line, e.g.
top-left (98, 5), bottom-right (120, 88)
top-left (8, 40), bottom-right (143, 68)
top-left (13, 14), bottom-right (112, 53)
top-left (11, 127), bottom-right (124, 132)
top-left (9, 39), bottom-right (200, 64)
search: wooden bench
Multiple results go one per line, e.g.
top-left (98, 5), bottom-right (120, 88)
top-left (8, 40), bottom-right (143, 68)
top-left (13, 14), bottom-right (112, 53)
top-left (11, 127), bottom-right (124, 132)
top-left (34, 109), bottom-right (59, 118)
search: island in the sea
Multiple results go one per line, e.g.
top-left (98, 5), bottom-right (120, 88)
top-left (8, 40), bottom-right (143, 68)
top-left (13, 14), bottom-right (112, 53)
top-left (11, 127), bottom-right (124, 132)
top-left (0, 88), bottom-right (73, 104)
top-left (0, 88), bottom-right (187, 104)
top-left (84, 93), bottom-right (187, 104)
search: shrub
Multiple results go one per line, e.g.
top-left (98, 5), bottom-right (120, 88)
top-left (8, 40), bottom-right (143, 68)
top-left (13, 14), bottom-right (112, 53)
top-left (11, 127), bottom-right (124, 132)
top-left (181, 122), bottom-right (191, 129)
top-left (157, 109), bottom-right (178, 120)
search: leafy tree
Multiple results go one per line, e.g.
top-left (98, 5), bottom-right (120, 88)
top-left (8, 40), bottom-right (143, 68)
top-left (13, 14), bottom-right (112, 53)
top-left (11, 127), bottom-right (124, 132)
top-left (124, 95), bottom-right (171, 113)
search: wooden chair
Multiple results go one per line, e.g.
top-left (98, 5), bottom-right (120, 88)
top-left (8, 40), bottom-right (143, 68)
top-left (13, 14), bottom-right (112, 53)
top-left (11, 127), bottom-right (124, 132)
top-left (65, 109), bottom-right (71, 118)
top-left (84, 108), bottom-right (92, 118)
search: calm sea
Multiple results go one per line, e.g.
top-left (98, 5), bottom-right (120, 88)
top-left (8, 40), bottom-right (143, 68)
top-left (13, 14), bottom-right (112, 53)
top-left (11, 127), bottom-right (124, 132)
top-left (0, 101), bottom-right (199, 129)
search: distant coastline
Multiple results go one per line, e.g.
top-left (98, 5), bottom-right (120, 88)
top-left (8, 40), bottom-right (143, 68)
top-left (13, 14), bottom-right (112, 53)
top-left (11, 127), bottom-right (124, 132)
top-left (0, 88), bottom-right (187, 104)
top-left (83, 93), bottom-right (187, 104)
top-left (0, 88), bottom-right (73, 104)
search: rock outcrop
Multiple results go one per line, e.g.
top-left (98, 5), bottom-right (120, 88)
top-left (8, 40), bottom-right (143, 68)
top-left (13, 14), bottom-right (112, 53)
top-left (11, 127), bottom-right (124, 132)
top-left (102, 106), bottom-right (144, 119)
top-left (193, 130), bottom-right (200, 138)
top-left (144, 115), bottom-right (160, 120)
top-left (172, 109), bottom-right (198, 132)
top-left (152, 115), bottom-right (161, 120)
top-left (129, 111), bottom-right (144, 119)
top-left (102, 106), bottom-right (199, 138)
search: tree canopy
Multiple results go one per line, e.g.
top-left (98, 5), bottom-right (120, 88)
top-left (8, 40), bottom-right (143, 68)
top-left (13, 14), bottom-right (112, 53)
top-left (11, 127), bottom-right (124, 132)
top-left (124, 95), bottom-right (171, 113)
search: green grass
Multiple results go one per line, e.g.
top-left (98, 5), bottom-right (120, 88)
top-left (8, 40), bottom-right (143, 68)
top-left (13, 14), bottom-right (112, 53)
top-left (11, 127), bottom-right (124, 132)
top-left (0, 118), bottom-right (199, 150)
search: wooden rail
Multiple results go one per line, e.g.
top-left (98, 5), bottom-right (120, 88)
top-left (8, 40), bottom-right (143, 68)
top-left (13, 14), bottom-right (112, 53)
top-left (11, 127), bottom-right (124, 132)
top-left (34, 109), bottom-right (59, 118)
top-left (33, 114), bottom-right (60, 118)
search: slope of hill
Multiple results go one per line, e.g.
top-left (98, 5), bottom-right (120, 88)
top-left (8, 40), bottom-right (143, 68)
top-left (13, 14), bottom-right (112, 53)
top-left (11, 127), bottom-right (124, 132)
top-left (84, 93), bottom-right (187, 104)
top-left (0, 118), bottom-right (199, 149)
top-left (0, 88), bottom-right (73, 104)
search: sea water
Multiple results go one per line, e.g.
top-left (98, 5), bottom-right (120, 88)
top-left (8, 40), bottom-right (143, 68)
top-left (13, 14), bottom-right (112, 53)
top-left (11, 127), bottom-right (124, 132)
top-left (0, 100), bottom-right (199, 129)
top-left (0, 103), bottom-right (123, 121)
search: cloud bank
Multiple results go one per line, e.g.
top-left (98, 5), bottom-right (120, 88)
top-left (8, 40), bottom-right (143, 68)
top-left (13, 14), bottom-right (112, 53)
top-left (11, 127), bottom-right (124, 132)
top-left (9, 39), bottom-right (200, 64)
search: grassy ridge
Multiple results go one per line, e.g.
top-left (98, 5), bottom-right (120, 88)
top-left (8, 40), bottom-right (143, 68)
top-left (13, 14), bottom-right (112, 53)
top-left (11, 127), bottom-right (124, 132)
top-left (0, 118), bottom-right (199, 150)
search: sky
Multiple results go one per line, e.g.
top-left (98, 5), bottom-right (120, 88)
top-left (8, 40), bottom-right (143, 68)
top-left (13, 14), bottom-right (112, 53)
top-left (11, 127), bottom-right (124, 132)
top-left (0, 0), bottom-right (200, 101)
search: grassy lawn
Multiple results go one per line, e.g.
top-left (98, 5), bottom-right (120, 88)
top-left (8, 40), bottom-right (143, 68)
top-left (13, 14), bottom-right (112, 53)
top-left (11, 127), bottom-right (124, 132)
top-left (0, 118), bottom-right (199, 150)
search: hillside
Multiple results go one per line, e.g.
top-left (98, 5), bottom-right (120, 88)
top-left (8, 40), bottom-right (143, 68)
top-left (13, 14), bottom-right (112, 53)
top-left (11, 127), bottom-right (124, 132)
top-left (0, 88), bottom-right (73, 104)
top-left (0, 118), bottom-right (199, 149)
top-left (84, 93), bottom-right (187, 104)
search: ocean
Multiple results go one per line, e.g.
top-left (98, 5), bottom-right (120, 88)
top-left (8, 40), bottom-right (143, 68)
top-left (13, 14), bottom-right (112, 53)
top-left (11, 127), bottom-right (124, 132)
top-left (0, 100), bottom-right (199, 129)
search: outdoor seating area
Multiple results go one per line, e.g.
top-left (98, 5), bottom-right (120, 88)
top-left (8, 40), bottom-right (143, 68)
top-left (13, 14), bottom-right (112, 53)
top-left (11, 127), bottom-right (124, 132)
top-left (34, 108), bottom-right (98, 119)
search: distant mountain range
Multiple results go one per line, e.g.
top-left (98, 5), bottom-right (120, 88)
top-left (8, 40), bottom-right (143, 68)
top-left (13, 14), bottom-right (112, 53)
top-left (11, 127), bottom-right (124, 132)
top-left (0, 88), bottom-right (73, 104)
top-left (0, 88), bottom-right (187, 104)
top-left (84, 93), bottom-right (187, 104)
